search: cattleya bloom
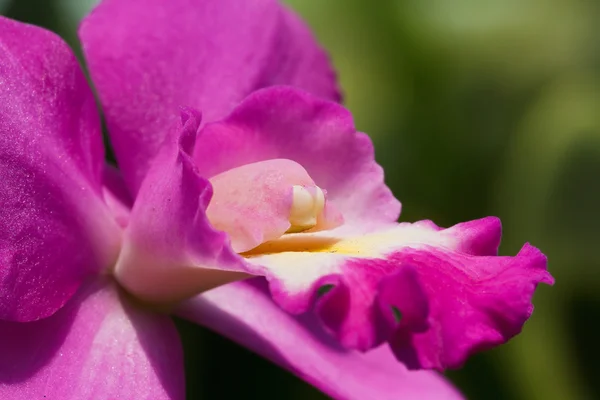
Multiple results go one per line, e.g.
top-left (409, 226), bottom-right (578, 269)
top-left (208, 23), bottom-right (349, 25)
top-left (0, 0), bottom-right (553, 399)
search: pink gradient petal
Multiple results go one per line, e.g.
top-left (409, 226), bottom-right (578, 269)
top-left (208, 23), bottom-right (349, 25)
top-left (114, 109), bottom-right (252, 304)
top-left (208, 159), bottom-right (316, 253)
top-left (193, 86), bottom-right (401, 229)
top-left (177, 279), bottom-right (464, 400)
top-left (80, 0), bottom-right (340, 194)
top-left (243, 217), bottom-right (553, 370)
top-left (0, 279), bottom-right (185, 400)
top-left (312, 200), bottom-right (345, 231)
top-left (0, 17), bottom-right (121, 321)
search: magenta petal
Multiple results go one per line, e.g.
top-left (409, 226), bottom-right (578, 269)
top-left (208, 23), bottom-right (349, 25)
top-left (80, 0), bottom-right (340, 194)
top-left (0, 17), bottom-right (121, 321)
top-left (194, 86), bottom-right (401, 228)
top-left (316, 262), bottom-right (430, 351)
top-left (177, 279), bottom-right (464, 400)
top-left (389, 242), bottom-right (554, 370)
top-left (114, 109), bottom-right (251, 304)
top-left (102, 164), bottom-right (133, 228)
top-left (244, 217), bottom-right (553, 370)
top-left (0, 279), bottom-right (185, 400)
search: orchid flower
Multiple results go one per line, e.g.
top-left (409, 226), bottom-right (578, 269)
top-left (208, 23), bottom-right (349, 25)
top-left (0, 0), bottom-right (552, 399)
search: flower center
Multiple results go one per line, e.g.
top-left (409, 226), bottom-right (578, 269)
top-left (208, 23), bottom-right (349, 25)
top-left (113, 158), bottom-right (343, 306)
top-left (206, 158), bottom-right (342, 253)
top-left (287, 185), bottom-right (325, 233)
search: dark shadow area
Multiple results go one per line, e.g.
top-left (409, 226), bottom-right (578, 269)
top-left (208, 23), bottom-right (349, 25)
top-left (567, 291), bottom-right (600, 400)
top-left (4, 0), bottom-right (61, 32)
top-left (174, 316), bottom-right (328, 399)
top-left (546, 136), bottom-right (600, 251)
top-left (446, 351), bottom-right (509, 400)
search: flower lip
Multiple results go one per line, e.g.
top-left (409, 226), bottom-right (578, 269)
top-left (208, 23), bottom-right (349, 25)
top-left (244, 216), bottom-right (554, 371)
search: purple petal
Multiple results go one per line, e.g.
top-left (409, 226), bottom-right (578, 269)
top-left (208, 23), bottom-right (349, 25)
top-left (0, 278), bottom-right (185, 400)
top-left (177, 279), bottom-right (464, 400)
top-left (0, 17), bottom-right (121, 321)
top-left (114, 109), bottom-right (252, 304)
top-left (243, 217), bottom-right (553, 370)
top-left (80, 0), bottom-right (340, 194)
top-left (193, 86), bottom-right (401, 229)
top-left (389, 241), bottom-right (553, 370)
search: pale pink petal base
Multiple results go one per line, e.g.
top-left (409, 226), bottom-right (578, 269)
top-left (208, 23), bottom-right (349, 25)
top-left (0, 279), bottom-right (185, 400)
top-left (114, 109), bottom-right (251, 304)
top-left (208, 159), bottom-right (311, 253)
top-left (177, 279), bottom-right (464, 400)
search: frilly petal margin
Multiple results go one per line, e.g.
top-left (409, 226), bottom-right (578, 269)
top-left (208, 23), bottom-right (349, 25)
top-left (80, 0), bottom-right (340, 194)
top-left (0, 279), bottom-right (185, 400)
top-left (0, 17), bottom-right (121, 321)
top-left (114, 109), bottom-right (252, 304)
top-left (177, 279), bottom-right (464, 400)
top-left (244, 217), bottom-right (554, 370)
top-left (389, 241), bottom-right (552, 370)
top-left (193, 86), bottom-right (401, 229)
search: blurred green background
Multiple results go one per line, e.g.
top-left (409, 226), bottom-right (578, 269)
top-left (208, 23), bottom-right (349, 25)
top-left (3, 0), bottom-right (599, 399)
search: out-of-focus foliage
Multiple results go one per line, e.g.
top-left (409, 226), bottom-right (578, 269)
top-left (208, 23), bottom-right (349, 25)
top-left (3, 0), bottom-right (599, 399)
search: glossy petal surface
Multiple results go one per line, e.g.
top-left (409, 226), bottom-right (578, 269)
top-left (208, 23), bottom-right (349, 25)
top-left (0, 279), bottom-right (185, 400)
top-left (114, 110), bottom-right (250, 304)
top-left (244, 217), bottom-right (553, 369)
top-left (177, 278), bottom-right (464, 400)
top-left (0, 17), bottom-right (121, 321)
top-left (80, 0), bottom-right (339, 193)
top-left (193, 86), bottom-right (400, 229)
